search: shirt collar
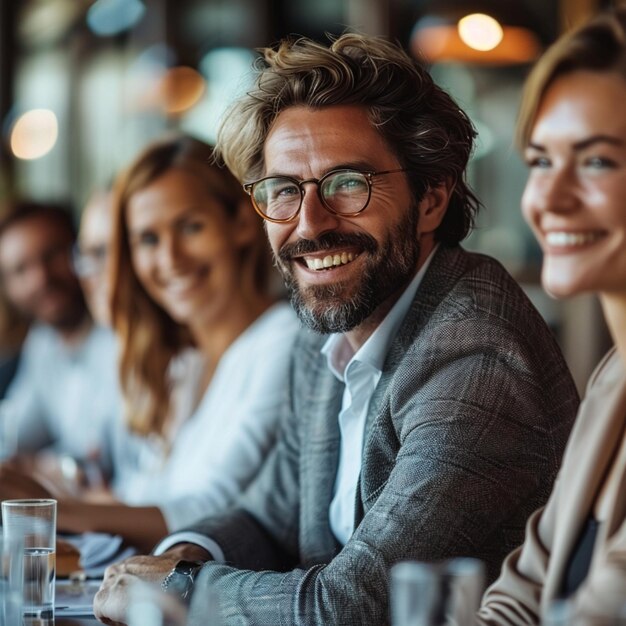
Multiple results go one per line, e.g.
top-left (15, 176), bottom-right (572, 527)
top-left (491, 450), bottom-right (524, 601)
top-left (322, 244), bottom-right (439, 381)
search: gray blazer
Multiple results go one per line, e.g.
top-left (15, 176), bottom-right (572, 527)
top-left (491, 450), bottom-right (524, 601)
top-left (187, 246), bottom-right (579, 626)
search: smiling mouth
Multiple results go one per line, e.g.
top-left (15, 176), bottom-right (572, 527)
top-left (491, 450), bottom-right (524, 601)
top-left (163, 273), bottom-right (203, 294)
top-left (545, 231), bottom-right (605, 247)
top-left (301, 252), bottom-right (360, 271)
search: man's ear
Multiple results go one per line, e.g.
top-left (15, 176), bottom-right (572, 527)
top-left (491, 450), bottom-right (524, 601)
top-left (417, 180), bottom-right (454, 235)
top-left (232, 200), bottom-right (262, 248)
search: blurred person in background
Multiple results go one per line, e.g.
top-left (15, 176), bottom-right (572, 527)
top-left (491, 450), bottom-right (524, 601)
top-left (0, 201), bottom-right (118, 480)
top-left (479, 7), bottom-right (626, 623)
top-left (74, 186), bottom-right (115, 328)
top-left (0, 289), bottom-right (27, 399)
top-left (0, 135), bottom-right (300, 552)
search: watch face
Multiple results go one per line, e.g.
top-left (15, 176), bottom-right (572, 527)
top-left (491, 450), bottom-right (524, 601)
top-left (162, 560), bottom-right (204, 601)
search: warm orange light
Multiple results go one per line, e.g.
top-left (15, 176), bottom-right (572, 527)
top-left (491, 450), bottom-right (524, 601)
top-left (412, 22), bottom-right (542, 64)
top-left (160, 66), bottom-right (205, 115)
top-left (458, 13), bottom-right (503, 51)
top-left (10, 109), bottom-right (58, 160)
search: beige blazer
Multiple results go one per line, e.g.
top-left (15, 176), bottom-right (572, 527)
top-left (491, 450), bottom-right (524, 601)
top-left (479, 348), bottom-right (626, 624)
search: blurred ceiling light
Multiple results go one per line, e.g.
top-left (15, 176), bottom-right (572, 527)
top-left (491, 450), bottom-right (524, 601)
top-left (87, 0), bottom-right (145, 36)
top-left (159, 67), bottom-right (206, 115)
top-left (412, 7), bottom-right (542, 64)
top-left (10, 109), bottom-right (59, 160)
top-left (458, 13), bottom-right (503, 51)
top-left (19, 0), bottom-right (83, 46)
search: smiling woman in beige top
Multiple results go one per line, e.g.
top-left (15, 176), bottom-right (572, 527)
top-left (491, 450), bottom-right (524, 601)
top-left (479, 7), bottom-right (626, 624)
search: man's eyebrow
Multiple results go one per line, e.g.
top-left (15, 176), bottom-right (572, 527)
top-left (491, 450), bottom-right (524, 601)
top-left (527, 135), bottom-right (624, 152)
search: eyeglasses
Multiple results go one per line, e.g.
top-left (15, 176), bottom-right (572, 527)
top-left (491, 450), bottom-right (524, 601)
top-left (72, 244), bottom-right (108, 278)
top-left (243, 168), bottom-right (408, 223)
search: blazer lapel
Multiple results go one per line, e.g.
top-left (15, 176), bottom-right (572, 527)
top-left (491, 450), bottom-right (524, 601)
top-left (356, 246), bottom-right (472, 524)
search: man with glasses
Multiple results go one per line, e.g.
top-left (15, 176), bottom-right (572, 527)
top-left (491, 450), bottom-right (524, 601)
top-left (74, 188), bottom-right (115, 327)
top-left (95, 34), bottom-right (579, 625)
top-left (0, 201), bottom-right (117, 486)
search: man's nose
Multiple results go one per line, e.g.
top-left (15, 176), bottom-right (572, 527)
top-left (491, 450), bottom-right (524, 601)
top-left (295, 184), bottom-right (341, 240)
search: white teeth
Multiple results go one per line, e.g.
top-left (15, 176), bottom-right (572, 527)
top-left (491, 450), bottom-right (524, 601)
top-left (304, 252), bottom-right (359, 271)
top-left (546, 232), bottom-right (602, 247)
top-left (164, 275), bottom-right (198, 293)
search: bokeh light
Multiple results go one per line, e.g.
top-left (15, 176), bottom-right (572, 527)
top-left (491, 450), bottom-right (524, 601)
top-left (458, 13), bottom-right (503, 52)
top-left (10, 109), bottom-right (59, 160)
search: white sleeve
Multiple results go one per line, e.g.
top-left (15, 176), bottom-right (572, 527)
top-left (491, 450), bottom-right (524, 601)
top-left (152, 532), bottom-right (225, 563)
top-left (5, 356), bottom-right (51, 452)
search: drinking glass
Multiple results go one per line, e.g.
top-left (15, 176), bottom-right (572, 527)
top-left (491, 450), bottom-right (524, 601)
top-left (126, 579), bottom-right (187, 626)
top-left (390, 558), bottom-right (485, 626)
top-left (2, 499), bottom-right (56, 619)
top-left (0, 535), bottom-right (23, 626)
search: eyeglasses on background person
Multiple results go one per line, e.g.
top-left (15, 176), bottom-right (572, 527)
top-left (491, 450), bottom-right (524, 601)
top-left (244, 168), bottom-right (409, 223)
top-left (72, 243), bottom-right (108, 278)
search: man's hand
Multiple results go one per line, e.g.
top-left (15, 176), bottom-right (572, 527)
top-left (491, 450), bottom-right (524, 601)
top-left (94, 546), bottom-right (211, 625)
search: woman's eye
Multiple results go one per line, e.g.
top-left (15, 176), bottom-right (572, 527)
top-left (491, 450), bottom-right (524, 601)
top-left (138, 232), bottom-right (158, 246)
top-left (525, 155), bottom-right (551, 169)
top-left (584, 156), bottom-right (617, 169)
top-left (181, 221), bottom-right (204, 234)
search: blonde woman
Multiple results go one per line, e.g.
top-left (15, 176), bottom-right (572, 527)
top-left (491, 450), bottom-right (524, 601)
top-left (0, 136), bottom-right (300, 551)
top-left (479, 8), bottom-right (626, 623)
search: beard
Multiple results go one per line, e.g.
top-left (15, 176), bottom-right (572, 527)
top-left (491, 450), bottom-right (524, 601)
top-left (276, 208), bottom-right (420, 334)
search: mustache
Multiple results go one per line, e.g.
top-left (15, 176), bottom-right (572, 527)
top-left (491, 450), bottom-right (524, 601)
top-left (278, 232), bottom-right (377, 263)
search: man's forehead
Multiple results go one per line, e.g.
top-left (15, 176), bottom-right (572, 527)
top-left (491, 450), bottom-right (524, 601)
top-left (262, 105), bottom-right (391, 175)
top-left (0, 218), bottom-right (71, 265)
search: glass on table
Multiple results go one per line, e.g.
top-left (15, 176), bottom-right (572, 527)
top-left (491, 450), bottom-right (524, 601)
top-left (390, 557), bottom-right (485, 626)
top-left (126, 579), bottom-right (187, 626)
top-left (1, 499), bottom-right (57, 620)
top-left (0, 535), bottom-right (24, 626)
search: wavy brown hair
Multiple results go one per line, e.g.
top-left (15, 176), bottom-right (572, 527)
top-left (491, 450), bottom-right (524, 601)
top-left (517, 6), bottom-right (626, 148)
top-left (216, 33), bottom-right (480, 245)
top-left (110, 135), bottom-right (271, 437)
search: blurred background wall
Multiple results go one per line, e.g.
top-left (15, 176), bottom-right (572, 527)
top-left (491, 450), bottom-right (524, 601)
top-left (0, 0), bottom-right (616, 390)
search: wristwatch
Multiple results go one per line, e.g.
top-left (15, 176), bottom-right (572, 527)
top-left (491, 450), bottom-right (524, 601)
top-left (161, 560), bottom-right (205, 603)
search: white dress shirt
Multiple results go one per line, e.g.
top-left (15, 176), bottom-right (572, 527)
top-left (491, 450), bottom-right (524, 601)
top-left (6, 322), bottom-right (120, 469)
top-left (113, 302), bottom-right (300, 531)
top-left (323, 248), bottom-right (435, 544)
top-left (156, 248), bottom-right (437, 557)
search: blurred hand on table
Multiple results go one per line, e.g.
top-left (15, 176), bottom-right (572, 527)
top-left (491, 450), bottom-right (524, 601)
top-left (0, 463), bottom-right (53, 499)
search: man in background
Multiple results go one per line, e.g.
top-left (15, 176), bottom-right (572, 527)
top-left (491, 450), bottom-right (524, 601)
top-left (0, 201), bottom-right (118, 482)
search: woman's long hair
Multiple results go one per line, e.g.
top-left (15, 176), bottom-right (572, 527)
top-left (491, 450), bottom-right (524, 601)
top-left (110, 135), bottom-right (270, 437)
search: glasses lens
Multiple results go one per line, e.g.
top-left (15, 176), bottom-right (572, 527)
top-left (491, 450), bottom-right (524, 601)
top-left (253, 177), bottom-right (301, 221)
top-left (321, 171), bottom-right (370, 214)
top-left (72, 245), bottom-right (107, 277)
